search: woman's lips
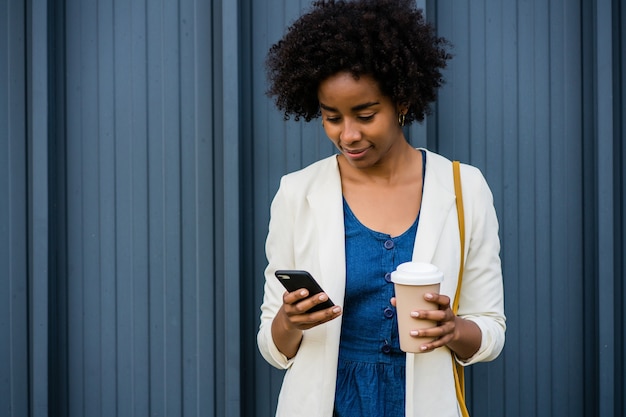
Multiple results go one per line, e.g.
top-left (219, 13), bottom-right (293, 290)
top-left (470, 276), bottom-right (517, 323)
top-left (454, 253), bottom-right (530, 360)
top-left (343, 147), bottom-right (370, 159)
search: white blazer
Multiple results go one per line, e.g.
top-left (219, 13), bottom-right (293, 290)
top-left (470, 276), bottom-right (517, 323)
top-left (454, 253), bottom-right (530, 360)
top-left (258, 149), bottom-right (506, 417)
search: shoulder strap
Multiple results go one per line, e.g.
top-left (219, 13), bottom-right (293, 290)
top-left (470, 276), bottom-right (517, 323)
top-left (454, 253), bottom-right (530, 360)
top-left (452, 160), bottom-right (470, 417)
top-left (452, 161), bottom-right (465, 313)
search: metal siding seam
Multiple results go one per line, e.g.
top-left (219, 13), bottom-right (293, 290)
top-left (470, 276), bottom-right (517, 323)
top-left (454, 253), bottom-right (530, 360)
top-left (533, 1), bottom-right (555, 415)
top-left (548, 0), bottom-right (567, 415)
top-left (619, 3), bottom-right (626, 416)
top-left (146, 0), bottom-right (167, 414)
top-left (27, 0), bottom-right (49, 415)
top-left (97, 1), bottom-right (118, 415)
top-left (561, 1), bottom-right (586, 414)
top-left (111, 0), bottom-right (138, 414)
top-left (64, 0), bottom-right (85, 414)
top-left (514, 1), bottom-right (531, 413)
top-left (179, 0), bottom-right (200, 416)
top-left (194, 0), bottom-right (216, 415)
top-left (495, 1), bottom-right (517, 416)
top-left (2, 0), bottom-right (29, 415)
top-left (595, 0), bottom-right (615, 415)
top-left (248, 0), bottom-right (274, 413)
top-left (79, 0), bottom-right (102, 414)
top-left (162, 1), bottom-right (183, 415)
top-left (221, 1), bottom-right (241, 416)
top-left (515, 1), bottom-right (540, 415)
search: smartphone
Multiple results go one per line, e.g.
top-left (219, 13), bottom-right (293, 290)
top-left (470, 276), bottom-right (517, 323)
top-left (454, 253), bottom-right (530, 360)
top-left (274, 270), bottom-right (335, 313)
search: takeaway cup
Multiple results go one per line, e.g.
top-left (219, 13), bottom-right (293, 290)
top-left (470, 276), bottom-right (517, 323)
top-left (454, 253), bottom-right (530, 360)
top-left (391, 262), bottom-right (444, 353)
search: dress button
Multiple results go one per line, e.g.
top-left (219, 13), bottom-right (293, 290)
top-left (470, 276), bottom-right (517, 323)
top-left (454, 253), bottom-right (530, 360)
top-left (381, 342), bottom-right (392, 354)
top-left (384, 240), bottom-right (394, 249)
top-left (384, 272), bottom-right (392, 283)
top-left (383, 307), bottom-right (395, 318)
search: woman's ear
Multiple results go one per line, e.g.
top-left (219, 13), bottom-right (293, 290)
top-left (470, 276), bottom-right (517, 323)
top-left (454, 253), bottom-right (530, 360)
top-left (397, 102), bottom-right (410, 115)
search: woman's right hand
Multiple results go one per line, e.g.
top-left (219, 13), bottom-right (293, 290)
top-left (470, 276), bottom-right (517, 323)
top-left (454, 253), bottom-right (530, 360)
top-left (271, 289), bottom-right (342, 358)
top-left (280, 289), bottom-right (342, 330)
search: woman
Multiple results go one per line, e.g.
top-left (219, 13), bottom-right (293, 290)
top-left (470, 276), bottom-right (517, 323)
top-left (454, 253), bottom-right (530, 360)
top-left (257, 1), bottom-right (506, 416)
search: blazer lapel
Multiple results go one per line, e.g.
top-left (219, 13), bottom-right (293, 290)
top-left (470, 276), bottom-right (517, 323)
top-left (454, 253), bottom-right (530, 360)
top-left (306, 156), bottom-right (347, 302)
top-left (412, 151), bottom-right (456, 263)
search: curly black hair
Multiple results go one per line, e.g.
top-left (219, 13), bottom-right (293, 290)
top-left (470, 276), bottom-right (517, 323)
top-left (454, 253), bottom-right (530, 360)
top-left (266, 0), bottom-right (452, 124)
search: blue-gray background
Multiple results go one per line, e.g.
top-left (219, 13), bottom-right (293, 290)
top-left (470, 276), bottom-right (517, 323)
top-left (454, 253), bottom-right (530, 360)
top-left (1, 0), bottom-right (624, 416)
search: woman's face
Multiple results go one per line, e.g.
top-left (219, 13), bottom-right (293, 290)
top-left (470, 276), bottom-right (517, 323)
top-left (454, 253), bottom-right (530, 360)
top-left (318, 72), bottom-right (406, 170)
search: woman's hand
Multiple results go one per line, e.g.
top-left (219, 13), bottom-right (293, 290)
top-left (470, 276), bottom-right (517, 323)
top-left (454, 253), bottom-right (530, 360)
top-left (391, 293), bottom-right (481, 359)
top-left (272, 289), bottom-right (342, 359)
top-left (279, 288), bottom-right (342, 330)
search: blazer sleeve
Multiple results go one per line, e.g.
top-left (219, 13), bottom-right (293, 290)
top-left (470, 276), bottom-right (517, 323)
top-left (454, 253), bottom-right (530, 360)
top-left (456, 166), bottom-right (506, 365)
top-left (257, 177), bottom-right (297, 369)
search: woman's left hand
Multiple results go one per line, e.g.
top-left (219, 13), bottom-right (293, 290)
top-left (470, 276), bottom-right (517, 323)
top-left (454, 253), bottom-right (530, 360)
top-left (391, 293), bottom-right (480, 358)
top-left (410, 293), bottom-right (457, 352)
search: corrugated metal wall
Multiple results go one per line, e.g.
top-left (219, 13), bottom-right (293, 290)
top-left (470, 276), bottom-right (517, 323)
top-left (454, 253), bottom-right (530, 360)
top-left (2, 0), bottom-right (242, 416)
top-left (59, 0), bottom-right (234, 415)
top-left (0, 1), bottom-right (28, 416)
top-left (430, 1), bottom-right (585, 415)
top-left (55, 0), bottom-right (242, 415)
top-left (244, 0), bottom-right (625, 416)
top-left (1, 0), bottom-right (624, 416)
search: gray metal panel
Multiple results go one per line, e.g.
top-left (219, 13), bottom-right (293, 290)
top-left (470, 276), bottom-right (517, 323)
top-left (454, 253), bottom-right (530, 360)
top-left (580, 1), bottom-right (599, 416)
top-left (59, 0), bottom-right (239, 416)
top-left (0, 1), bottom-right (29, 416)
top-left (613, 2), bottom-right (626, 415)
top-left (244, 0), bottom-right (620, 416)
top-left (27, 0), bottom-right (51, 416)
top-left (214, 1), bottom-right (242, 415)
top-left (620, 0), bottom-right (626, 412)
top-left (2, 0), bottom-right (624, 415)
top-left (433, 1), bottom-right (586, 416)
top-left (594, 0), bottom-right (618, 416)
top-left (245, 1), bottom-right (339, 415)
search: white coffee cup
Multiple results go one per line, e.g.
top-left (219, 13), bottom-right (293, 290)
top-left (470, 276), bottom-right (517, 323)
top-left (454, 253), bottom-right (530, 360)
top-left (391, 262), bottom-right (444, 353)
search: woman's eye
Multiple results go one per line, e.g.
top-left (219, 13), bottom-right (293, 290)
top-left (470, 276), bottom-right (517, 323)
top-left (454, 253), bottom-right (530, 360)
top-left (323, 114), bottom-right (374, 123)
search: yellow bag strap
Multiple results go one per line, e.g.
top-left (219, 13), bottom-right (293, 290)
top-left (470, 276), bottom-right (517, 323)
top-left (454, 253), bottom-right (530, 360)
top-left (452, 161), bottom-right (470, 417)
top-left (452, 161), bottom-right (465, 313)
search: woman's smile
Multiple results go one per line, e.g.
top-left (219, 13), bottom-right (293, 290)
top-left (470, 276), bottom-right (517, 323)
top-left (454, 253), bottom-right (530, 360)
top-left (342, 145), bottom-right (372, 159)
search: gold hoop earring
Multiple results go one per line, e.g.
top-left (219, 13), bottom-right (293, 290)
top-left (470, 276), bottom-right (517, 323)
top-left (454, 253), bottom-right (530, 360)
top-left (398, 113), bottom-right (406, 127)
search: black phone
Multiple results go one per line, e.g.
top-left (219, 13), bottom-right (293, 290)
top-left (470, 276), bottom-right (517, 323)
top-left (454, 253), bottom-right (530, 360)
top-left (274, 270), bottom-right (335, 313)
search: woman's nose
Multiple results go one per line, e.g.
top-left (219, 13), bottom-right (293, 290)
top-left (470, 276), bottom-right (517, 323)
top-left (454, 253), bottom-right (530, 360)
top-left (339, 119), bottom-right (361, 143)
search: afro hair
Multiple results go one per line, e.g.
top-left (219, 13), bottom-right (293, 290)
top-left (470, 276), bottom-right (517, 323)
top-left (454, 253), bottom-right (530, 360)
top-left (266, 0), bottom-right (452, 124)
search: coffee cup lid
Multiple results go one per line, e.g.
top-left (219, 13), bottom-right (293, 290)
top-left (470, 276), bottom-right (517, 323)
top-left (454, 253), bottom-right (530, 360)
top-left (390, 262), bottom-right (443, 285)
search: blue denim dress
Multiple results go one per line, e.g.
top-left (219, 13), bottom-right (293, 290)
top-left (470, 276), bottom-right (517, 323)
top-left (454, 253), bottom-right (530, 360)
top-left (333, 153), bottom-right (424, 417)
top-left (333, 201), bottom-right (418, 416)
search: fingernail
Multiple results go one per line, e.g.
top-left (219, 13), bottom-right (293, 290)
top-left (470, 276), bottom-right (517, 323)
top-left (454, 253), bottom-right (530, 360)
top-left (410, 330), bottom-right (419, 336)
top-left (411, 311), bottom-right (419, 318)
top-left (425, 293), bottom-right (433, 300)
top-left (333, 307), bottom-right (341, 313)
top-left (300, 290), bottom-right (307, 296)
top-left (421, 345), bottom-right (428, 351)
top-left (318, 294), bottom-right (327, 301)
